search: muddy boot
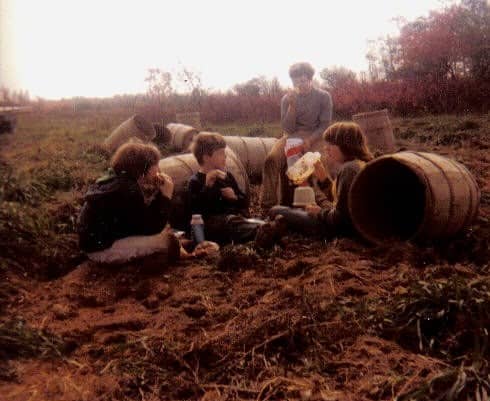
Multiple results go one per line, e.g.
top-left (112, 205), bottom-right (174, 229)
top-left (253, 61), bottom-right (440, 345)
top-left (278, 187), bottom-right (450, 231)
top-left (254, 215), bottom-right (288, 249)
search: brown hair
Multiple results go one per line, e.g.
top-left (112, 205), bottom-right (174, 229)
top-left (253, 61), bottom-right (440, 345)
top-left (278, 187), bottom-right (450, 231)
top-left (111, 141), bottom-right (161, 179)
top-left (289, 62), bottom-right (315, 80)
top-left (323, 122), bottom-right (374, 162)
top-left (190, 132), bottom-right (226, 165)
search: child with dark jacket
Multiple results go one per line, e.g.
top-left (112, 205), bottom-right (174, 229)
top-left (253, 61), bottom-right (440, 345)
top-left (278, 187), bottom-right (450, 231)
top-left (188, 132), bottom-right (285, 247)
top-left (77, 142), bottom-right (180, 264)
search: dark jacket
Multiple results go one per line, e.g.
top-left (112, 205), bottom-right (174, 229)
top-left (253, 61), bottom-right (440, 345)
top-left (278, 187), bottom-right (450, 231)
top-left (77, 170), bottom-right (171, 253)
top-left (187, 171), bottom-right (248, 219)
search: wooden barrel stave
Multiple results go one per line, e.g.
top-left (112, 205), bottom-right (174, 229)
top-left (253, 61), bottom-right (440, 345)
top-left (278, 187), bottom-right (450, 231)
top-left (349, 151), bottom-right (480, 244)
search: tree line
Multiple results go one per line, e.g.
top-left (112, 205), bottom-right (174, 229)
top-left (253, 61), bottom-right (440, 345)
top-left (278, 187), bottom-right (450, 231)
top-left (12, 0), bottom-right (489, 122)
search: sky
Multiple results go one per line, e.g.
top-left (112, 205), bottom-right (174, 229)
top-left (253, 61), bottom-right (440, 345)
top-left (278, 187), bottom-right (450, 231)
top-left (0, 0), bottom-right (451, 100)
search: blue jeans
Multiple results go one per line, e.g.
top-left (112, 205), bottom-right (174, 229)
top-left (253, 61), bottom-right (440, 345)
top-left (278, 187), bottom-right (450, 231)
top-left (269, 206), bottom-right (323, 237)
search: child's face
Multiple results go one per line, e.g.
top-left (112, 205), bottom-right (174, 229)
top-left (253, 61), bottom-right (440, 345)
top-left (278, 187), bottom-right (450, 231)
top-left (324, 143), bottom-right (345, 166)
top-left (207, 148), bottom-right (227, 170)
top-left (138, 164), bottom-right (159, 187)
top-left (291, 74), bottom-right (312, 95)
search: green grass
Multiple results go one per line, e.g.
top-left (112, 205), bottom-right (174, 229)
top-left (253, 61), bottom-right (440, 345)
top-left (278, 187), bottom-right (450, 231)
top-left (0, 111), bottom-right (115, 278)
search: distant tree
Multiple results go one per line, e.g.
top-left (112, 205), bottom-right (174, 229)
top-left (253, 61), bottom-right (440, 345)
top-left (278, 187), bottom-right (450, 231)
top-left (373, 0), bottom-right (490, 81)
top-left (0, 87), bottom-right (9, 104)
top-left (145, 68), bottom-right (173, 120)
top-left (319, 66), bottom-right (358, 90)
top-left (233, 76), bottom-right (284, 97)
top-left (268, 77), bottom-right (283, 98)
top-left (176, 67), bottom-right (204, 110)
top-left (233, 78), bottom-right (262, 96)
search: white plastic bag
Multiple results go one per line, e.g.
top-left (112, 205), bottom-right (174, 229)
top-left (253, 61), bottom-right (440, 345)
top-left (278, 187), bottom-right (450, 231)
top-left (286, 151), bottom-right (322, 185)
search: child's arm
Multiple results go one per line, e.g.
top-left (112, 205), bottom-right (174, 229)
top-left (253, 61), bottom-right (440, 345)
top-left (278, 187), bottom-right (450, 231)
top-left (318, 163), bottom-right (359, 228)
top-left (188, 174), bottom-right (221, 214)
top-left (221, 173), bottom-right (249, 209)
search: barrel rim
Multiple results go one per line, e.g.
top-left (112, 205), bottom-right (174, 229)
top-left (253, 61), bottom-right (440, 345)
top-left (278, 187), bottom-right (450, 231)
top-left (166, 122), bottom-right (199, 132)
top-left (349, 150), bottom-right (484, 244)
top-left (348, 152), bottom-right (429, 245)
top-left (132, 114), bottom-right (155, 136)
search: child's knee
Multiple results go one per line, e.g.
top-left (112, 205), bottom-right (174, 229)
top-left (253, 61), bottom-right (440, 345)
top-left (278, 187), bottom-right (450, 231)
top-left (269, 205), bottom-right (288, 219)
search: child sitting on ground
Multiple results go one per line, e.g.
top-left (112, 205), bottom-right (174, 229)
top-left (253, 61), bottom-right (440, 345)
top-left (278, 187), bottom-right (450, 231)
top-left (269, 122), bottom-right (373, 238)
top-left (188, 132), bottom-right (285, 248)
top-left (78, 142), bottom-right (180, 265)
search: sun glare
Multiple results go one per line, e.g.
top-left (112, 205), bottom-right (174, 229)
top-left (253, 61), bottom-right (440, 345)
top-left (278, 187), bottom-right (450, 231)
top-left (2, 0), bottom-right (449, 99)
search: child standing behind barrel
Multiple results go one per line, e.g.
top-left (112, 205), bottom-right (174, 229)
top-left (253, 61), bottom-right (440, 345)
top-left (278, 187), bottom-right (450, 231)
top-left (188, 132), bottom-right (286, 248)
top-left (270, 122), bottom-right (373, 237)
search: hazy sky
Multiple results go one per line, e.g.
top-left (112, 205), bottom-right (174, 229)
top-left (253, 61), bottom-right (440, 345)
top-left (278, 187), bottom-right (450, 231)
top-left (0, 0), bottom-right (451, 99)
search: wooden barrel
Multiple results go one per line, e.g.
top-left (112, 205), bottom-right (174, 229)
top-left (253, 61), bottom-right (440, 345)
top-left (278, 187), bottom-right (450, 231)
top-left (153, 122), bottom-right (172, 143)
top-left (348, 151), bottom-right (480, 244)
top-left (352, 109), bottom-right (395, 154)
top-left (104, 115), bottom-right (155, 153)
top-left (158, 148), bottom-right (250, 230)
top-left (166, 123), bottom-right (199, 152)
top-left (223, 136), bottom-right (278, 182)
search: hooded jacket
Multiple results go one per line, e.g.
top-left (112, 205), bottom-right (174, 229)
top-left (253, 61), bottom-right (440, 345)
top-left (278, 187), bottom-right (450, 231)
top-left (77, 170), bottom-right (171, 253)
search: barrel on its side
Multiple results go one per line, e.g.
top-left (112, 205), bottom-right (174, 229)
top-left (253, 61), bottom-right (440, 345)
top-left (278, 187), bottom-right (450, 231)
top-left (158, 148), bottom-right (250, 230)
top-left (352, 109), bottom-right (395, 154)
top-left (104, 115), bottom-right (156, 153)
top-left (349, 151), bottom-right (480, 244)
top-left (166, 123), bottom-right (199, 152)
top-left (224, 136), bottom-right (278, 182)
top-left (153, 122), bottom-right (172, 143)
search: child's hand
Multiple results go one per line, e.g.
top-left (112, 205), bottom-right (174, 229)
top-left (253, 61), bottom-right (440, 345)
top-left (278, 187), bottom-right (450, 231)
top-left (157, 172), bottom-right (174, 199)
top-left (205, 169), bottom-right (227, 187)
top-left (192, 241), bottom-right (220, 257)
top-left (221, 187), bottom-right (238, 201)
top-left (313, 160), bottom-right (328, 182)
top-left (286, 90), bottom-right (298, 108)
top-left (305, 204), bottom-right (322, 216)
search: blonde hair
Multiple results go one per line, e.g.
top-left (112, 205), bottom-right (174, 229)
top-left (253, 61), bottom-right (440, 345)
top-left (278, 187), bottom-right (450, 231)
top-left (323, 122), bottom-right (373, 162)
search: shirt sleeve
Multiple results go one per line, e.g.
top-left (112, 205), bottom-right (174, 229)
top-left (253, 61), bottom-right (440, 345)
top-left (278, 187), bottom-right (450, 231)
top-left (319, 163), bottom-right (358, 230)
top-left (311, 91), bottom-right (333, 141)
top-left (224, 172), bottom-right (249, 210)
top-left (188, 174), bottom-right (223, 215)
top-left (313, 177), bottom-right (334, 209)
top-left (280, 94), bottom-right (296, 134)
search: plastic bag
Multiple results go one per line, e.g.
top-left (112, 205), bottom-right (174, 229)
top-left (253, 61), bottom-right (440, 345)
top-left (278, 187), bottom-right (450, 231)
top-left (286, 151), bottom-right (322, 185)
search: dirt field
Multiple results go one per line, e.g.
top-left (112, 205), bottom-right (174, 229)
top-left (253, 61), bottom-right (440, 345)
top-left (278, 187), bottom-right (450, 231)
top-left (1, 112), bottom-right (489, 401)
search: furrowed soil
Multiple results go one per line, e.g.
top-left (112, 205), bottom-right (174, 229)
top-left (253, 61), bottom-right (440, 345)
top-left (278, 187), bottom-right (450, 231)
top-left (1, 112), bottom-right (489, 401)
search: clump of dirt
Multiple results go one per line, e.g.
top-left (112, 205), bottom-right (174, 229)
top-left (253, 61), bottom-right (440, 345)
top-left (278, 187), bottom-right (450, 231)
top-left (216, 244), bottom-right (260, 271)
